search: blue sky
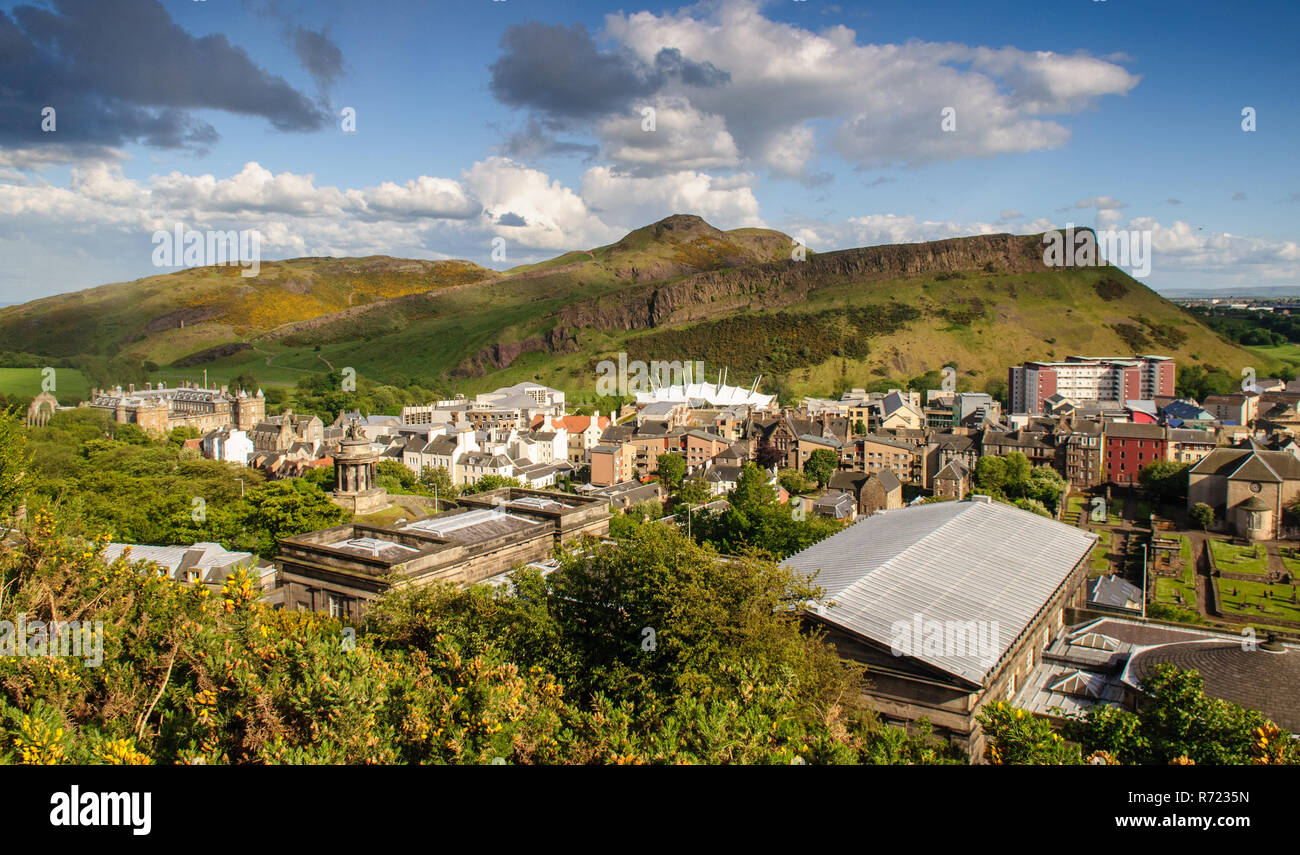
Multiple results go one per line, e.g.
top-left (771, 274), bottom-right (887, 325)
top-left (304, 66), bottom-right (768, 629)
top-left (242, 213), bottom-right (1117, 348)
top-left (1, 0), bottom-right (1297, 300)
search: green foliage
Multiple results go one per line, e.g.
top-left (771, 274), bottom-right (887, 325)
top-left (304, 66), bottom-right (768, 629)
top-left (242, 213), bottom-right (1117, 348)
top-left (1191, 502), bottom-right (1214, 531)
top-left (1138, 460), bottom-right (1190, 505)
top-left (626, 302), bottom-right (919, 379)
top-left (274, 371), bottom-right (443, 422)
top-left (981, 665), bottom-right (1298, 766)
top-left (1066, 665), bottom-right (1297, 765)
top-left (376, 459), bottom-right (418, 493)
top-left (1177, 364), bottom-right (1236, 400)
top-left (419, 465), bottom-right (458, 500)
top-left (973, 452), bottom-right (1066, 513)
top-left (0, 410), bottom-right (31, 522)
top-left (977, 702), bottom-right (1080, 765)
top-left (778, 468), bottom-right (815, 496)
top-left (802, 448), bottom-right (839, 487)
top-left (0, 505), bottom-right (966, 765)
top-left (463, 475), bottom-right (524, 494)
top-left (655, 453), bottom-right (686, 490)
top-left (689, 463), bottom-right (840, 559)
top-left (19, 410), bottom-right (343, 557)
top-left (676, 475), bottom-right (711, 506)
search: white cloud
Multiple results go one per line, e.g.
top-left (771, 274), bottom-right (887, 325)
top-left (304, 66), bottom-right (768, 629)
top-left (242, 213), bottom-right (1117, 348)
top-left (596, 96), bottom-right (741, 173)
top-left (591, 0), bottom-right (1138, 174)
top-left (362, 176), bottom-right (480, 220)
top-left (580, 166), bottom-right (764, 229)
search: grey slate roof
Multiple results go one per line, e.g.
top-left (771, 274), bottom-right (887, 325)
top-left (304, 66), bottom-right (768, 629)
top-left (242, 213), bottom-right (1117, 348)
top-left (783, 498), bottom-right (1097, 687)
top-left (1088, 574), bottom-right (1143, 610)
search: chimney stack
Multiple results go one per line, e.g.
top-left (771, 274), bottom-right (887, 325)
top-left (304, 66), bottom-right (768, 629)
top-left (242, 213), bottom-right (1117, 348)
top-left (128, 383), bottom-right (135, 394)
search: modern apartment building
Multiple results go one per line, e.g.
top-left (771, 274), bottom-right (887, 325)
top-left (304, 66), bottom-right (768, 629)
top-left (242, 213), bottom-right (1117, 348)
top-left (1008, 356), bottom-right (1174, 414)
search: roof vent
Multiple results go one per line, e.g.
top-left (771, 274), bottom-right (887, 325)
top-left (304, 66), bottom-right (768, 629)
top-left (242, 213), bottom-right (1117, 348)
top-left (970, 494), bottom-right (993, 504)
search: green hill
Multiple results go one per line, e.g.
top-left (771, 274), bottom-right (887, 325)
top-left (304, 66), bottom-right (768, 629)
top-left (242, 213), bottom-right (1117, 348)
top-left (0, 215), bottom-right (1278, 402)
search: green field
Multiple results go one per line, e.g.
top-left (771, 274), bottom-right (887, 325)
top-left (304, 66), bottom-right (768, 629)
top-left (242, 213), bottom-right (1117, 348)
top-left (1210, 539), bottom-right (1269, 575)
top-left (1156, 537), bottom-right (1197, 609)
top-left (1089, 532), bottom-right (1113, 574)
top-left (1217, 577), bottom-right (1300, 624)
top-left (1244, 342), bottom-right (1300, 372)
top-left (0, 366), bottom-right (90, 402)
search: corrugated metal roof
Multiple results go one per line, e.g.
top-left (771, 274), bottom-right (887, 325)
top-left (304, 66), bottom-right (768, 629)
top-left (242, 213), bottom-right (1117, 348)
top-left (783, 499), bottom-right (1097, 686)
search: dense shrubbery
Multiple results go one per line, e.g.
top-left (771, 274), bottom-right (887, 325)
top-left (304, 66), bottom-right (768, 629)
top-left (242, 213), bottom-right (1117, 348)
top-left (625, 302), bottom-right (920, 378)
top-left (972, 452), bottom-right (1067, 514)
top-left (264, 370), bottom-right (443, 422)
top-left (0, 497), bottom-right (961, 764)
top-left (21, 409), bottom-right (344, 557)
top-left (979, 666), bottom-right (1297, 765)
top-left (1189, 304), bottom-right (1300, 349)
top-left (689, 463), bottom-right (841, 558)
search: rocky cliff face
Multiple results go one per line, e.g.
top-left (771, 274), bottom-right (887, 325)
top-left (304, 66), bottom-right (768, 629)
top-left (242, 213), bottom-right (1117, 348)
top-left (451, 325), bottom-right (581, 378)
top-left (556, 232), bottom-right (1047, 333)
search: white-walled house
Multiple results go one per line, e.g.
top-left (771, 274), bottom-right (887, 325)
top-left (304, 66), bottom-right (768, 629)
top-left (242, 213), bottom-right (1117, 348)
top-left (202, 428), bottom-right (254, 465)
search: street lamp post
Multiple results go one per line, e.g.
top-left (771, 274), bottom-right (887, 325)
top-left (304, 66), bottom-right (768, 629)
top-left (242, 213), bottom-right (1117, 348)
top-left (1142, 542), bottom-right (1148, 619)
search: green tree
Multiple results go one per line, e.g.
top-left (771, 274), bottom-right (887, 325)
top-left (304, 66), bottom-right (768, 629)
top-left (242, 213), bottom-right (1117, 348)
top-left (655, 452), bottom-right (686, 490)
top-left (973, 455), bottom-right (1008, 497)
top-left (376, 459), bottom-right (417, 492)
top-left (419, 465), bottom-right (458, 503)
top-left (463, 475), bottom-right (523, 494)
top-left (238, 479), bottom-right (347, 556)
top-left (1191, 502), bottom-right (1214, 531)
top-left (731, 462), bottom-right (777, 511)
top-left (0, 411), bottom-right (31, 521)
top-left (677, 475), bottom-right (711, 506)
top-left (803, 448), bottom-right (839, 487)
top-left (777, 468), bottom-right (815, 496)
top-left (1138, 460), bottom-right (1190, 506)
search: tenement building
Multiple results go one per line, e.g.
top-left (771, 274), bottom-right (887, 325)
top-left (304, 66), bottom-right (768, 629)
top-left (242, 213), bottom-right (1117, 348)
top-left (85, 382), bottom-right (264, 434)
top-left (274, 488), bottom-right (610, 618)
top-left (782, 497), bottom-right (1097, 761)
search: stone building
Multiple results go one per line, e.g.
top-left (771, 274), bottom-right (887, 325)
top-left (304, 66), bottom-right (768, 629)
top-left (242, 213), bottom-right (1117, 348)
top-left (933, 458), bottom-right (971, 500)
top-left (828, 469), bottom-right (903, 515)
top-left (1187, 439), bottom-right (1300, 540)
top-left (275, 488), bottom-right (611, 618)
top-left (783, 497), bottom-right (1097, 761)
top-left (85, 382), bottom-right (264, 434)
top-left (249, 408), bottom-right (323, 454)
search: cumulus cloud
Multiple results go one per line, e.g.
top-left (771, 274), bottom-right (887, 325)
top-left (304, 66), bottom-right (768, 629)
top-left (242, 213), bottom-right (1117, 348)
top-left (595, 96), bottom-right (741, 173)
top-left (580, 166), bottom-right (764, 228)
top-left (0, 157), bottom-right (631, 294)
top-left (489, 0), bottom-right (1139, 178)
top-left (362, 176), bottom-right (480, 220)
top-left (0, 0), bottom-right (333, 158)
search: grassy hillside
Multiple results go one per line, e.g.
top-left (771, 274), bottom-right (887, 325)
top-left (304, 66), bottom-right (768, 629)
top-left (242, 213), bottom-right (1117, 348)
top-left (0, 215), bottom-right (1277, 403)
top-left (0, 256), bottom-right (494, 364)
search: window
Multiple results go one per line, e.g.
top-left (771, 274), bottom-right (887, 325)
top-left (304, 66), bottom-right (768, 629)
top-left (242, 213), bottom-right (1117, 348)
top-left (328, 595), bottom-right (343, 619)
